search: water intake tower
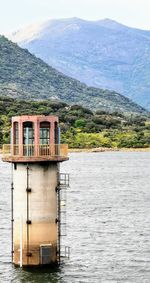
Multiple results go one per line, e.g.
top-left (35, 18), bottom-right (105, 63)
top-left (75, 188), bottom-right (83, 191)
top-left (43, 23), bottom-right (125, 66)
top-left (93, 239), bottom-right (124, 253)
top-left (2, 115), bottom-right (69, 266)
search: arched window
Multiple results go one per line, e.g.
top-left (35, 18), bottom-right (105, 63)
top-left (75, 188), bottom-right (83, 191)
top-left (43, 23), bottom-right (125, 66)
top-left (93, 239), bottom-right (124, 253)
top-left (40, 122), bottom-right (50, 145)
top-left (23, 122), bottom-right (34, 156)
top-left (13, 122), bottom-right (19, 155)
top-left (54, 122), bottom-right (58, 144)
top-left (54, 122), bottom-right (59, 155)
top-left (14, 122), bottom-right (19, 145)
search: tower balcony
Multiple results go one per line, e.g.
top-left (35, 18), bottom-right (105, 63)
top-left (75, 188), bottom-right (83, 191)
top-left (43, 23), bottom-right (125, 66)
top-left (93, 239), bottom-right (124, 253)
top-left (2, 144), bottom-right (69, 163)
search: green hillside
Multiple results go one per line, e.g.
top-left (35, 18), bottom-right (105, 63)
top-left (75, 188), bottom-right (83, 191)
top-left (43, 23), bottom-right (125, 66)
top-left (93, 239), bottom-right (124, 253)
top-left (0, 96), bottom-right (150, 149)
top-left (0, 35), bottom-right (146, 114)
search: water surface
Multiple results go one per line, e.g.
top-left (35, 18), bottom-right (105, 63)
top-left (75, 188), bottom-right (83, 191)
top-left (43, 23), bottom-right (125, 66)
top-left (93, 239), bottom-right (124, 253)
top-left (0, 152), bottom-right (150, 282)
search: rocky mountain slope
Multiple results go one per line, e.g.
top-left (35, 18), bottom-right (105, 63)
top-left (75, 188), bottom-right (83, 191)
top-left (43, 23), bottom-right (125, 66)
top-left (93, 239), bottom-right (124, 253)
top-left (8, 18), bottom-right (150, 109)
top-left (0, 35), bottom-right (146, 114)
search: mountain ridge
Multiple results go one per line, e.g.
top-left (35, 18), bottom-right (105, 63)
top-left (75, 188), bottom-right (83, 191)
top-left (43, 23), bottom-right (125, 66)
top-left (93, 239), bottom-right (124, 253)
top-left (0, 35), bottom-right (146, 114)
top-left (8, 17), bottom-right (150, 109)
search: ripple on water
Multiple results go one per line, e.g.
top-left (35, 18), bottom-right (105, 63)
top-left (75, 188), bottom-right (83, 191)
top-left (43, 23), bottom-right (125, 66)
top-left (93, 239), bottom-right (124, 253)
top-left (0, 152), bottom-right (150, 282)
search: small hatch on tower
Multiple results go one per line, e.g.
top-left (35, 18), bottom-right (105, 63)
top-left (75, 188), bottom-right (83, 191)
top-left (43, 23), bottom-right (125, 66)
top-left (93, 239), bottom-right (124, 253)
top-left (40, 244), bottom-right (52, 265)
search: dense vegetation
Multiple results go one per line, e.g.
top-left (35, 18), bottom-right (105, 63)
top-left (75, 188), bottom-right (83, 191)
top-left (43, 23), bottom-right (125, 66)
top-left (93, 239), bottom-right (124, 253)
top-left (0, 97), bottom-right (150, 149)
top-left (0, 35), bottom-right (147, 114)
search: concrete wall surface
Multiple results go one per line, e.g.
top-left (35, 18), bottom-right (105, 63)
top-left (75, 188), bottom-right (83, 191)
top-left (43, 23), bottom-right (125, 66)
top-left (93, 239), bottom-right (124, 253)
top-left (13, 162), bottom-right (59, 266)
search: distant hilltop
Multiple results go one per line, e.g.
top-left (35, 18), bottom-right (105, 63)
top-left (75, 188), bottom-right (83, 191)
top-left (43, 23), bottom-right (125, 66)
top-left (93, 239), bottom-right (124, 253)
top-left (8, 17), bottom-right (150, 110)
top-left (0, 35), bottom-right (146, 114)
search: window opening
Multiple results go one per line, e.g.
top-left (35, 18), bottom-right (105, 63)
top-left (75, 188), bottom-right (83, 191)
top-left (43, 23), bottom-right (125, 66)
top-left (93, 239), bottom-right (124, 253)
top-left (40, 122), bottom-right (50, 145)
top-left (23, 122), bottom-right (34, 156)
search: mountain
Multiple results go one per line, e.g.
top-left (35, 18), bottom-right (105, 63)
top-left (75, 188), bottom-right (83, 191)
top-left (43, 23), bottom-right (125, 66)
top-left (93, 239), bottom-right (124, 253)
top-left (8, 18), bottom-right (150, 109)
top-left (0, 35), bottom-right (146, 114)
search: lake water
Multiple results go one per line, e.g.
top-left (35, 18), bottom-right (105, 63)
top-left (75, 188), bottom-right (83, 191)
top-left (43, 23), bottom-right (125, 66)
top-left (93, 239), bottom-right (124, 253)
top-left (0, 152), bottom-right (150, 283)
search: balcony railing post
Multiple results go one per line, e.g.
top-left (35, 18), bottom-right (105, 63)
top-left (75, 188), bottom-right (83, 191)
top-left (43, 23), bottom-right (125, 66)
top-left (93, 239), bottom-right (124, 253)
top-left (20, 144), bottom-right (23, 157)
top-left (35, 144), bottom-right (38, 157)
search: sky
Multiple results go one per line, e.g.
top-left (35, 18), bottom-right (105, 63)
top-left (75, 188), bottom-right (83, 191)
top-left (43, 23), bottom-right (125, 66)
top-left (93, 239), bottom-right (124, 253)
top-left (0, 0), bottom-right (150, 34)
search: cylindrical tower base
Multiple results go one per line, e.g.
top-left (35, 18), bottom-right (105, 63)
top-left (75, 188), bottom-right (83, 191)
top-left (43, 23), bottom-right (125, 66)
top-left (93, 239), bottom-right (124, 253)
top-left (12, 162), bottom-right (59, 266)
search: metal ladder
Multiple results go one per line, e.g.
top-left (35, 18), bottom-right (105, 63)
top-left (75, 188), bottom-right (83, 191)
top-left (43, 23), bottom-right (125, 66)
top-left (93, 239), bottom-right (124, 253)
top-left (57, 173), bottom-right (70, 260)
top-left (59, 173), bottom-right (69, 237)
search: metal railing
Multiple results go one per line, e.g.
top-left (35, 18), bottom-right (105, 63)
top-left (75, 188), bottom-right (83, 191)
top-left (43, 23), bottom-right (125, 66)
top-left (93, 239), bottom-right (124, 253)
top-left (60, 246), bottom-right (70, 259)
top-left (59, 173), bottom-right (70, 187)
top-left (2, 144), bottom-right (68, 158)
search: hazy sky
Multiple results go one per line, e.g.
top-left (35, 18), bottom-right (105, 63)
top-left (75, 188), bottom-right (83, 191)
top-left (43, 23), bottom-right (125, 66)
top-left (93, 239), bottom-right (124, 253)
top-left (0, 0), bottom-right (150, 34)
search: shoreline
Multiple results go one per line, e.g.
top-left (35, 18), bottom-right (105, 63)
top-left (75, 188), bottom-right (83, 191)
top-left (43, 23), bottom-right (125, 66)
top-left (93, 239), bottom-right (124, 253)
top-left (1, 147), bottom-right (150, 155)
top-left (68, 147), bottom-right (150, 153)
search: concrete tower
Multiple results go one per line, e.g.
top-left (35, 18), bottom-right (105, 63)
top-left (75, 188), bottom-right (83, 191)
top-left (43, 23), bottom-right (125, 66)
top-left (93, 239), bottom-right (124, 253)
top-left (2, 115), bottom-right (69, 266)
